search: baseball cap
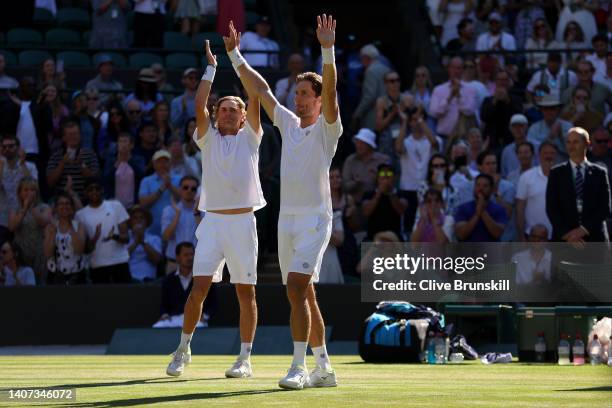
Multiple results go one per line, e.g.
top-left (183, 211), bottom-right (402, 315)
top-left (152, 150), bottom-right (171, 161)
top-left (510, 114), bottom-right (528, 126)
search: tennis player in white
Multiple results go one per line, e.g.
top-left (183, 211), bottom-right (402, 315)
top-left (166, 40), bottom-right (266, 379)
top-left (223, 15), bottom-right (341, 389)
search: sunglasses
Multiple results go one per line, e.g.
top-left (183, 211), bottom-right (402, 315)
top-left (425, 198), bottom-right (441, 204)
top-left (463, 64), bottom-right (475, 69)
top-left (594, 139), bottom-right (608, 144)
top-left (431, 163), bottom-right (446, 169)
top-left (110, 111), bottom-right (121, 116)
top-left (378, 171), bottom-right (394, 177)
top-left (0, 249), bottom-right (9, 254)
top-left (535, 24), bottom-right (546, 29)
top-left (1, 144), bottom-right (17, 149)
top-left (88, 97), bottom-right (99, 101)
top-left (385, 78), bottom-right (400, 83)
top-left (128, 110), bottom-right (142, 114)
top-left (182, 186), bottom-right (198, 192)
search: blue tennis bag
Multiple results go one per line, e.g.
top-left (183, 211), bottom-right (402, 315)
top-left (359, 301), bottom-right (446, 363)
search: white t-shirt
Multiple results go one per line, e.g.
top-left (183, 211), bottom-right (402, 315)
top-left (16, 102), bottom-right (38, 154)
top-left (193, 122), bottom-right (266, 211)
top-left (399, 135), bottom-right (438, 191)
top-left (75, 200), bottom-right (130, 268)
top-left (274, 104), bottom-right (343, 216)
top-left (515, 166), bottom-right (552, 238)
top-left (511, 249), bottom-right (552, 285)
top-left (240, 31), bottom-right (280, 68)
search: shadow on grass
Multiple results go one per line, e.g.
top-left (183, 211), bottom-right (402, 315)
top-left (55, 389), bottom-right (285, 407)
top-left (558, 386), bottom-right (612, 392)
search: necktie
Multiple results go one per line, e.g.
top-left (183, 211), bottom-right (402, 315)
top-left (575, 164), bottom-right (584, 199)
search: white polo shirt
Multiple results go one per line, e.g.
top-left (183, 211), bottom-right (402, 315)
top-left (516, 165), bottom-right (552, 237)
top-left (193, 122), bottom-right (266, 212)
top-left (274, 104), bottom-right (342, 216)
top-left (398, 134), bottom-right (440, 191)
top-left (240, 31), bottom-right (280, 68)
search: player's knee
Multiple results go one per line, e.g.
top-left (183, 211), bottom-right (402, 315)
top-left (286, 283), bottom-right (308, 305)
top-left (235, 284), bottom-right (256, 306)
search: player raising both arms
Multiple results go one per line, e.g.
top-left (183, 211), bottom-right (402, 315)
top-left (166, 39), bottom-right (266, 379)
top-left (223, 15), bottom-right (341, 389)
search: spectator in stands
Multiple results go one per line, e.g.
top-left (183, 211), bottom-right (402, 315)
top-left (319, 208), bottom-right (345, 284)
top-left (182, 117), bottom-right (201, 164)
top-left (410, 66), bottom-right (436, 130)
top-left (356, 230), bottom-right (401, 276)
top-left (86, 54), bottom-right (123, 107)
top-left (329, 166), bottom-right (358, 273)
top-left (375, 71), bottom-right (412, 160)
top-left (90, 0), bottom-right (129, 49)
top-left (352, 44), bottom-right (391, 131)
top-left (171, 68), bottom-right (198, 132)
top-left (501, 114), bottom-right (536, 177)
top-left (41, 84), bottom-right (69, 151)
top-left (429, 56), bottom-right (477, 140)
top-left (439, 0), bottom-right (475, 47)
top-left (466, 127), bottom-right (486, 171)
top-left (138, 149), bottom-right (181, 235)
top-left (275, 53), bottom-right (305, 113)
top-left (77, 177), bottom-right (131, 283)
top-left (71, 91), bottom-right (101, 151)
top-left (175, 0), bottom-right (201, 37)
top-left (516, 141), bottom-right (557, 241)
top-left (134, 120), bottom-right (161, 172)
top-left (46, 119), bottom-right (100, 201)
top-left (44, 192), bottom-right (87, 285)
top-left (561, 85), bottom-right (604, 132)
top-left (0, 54), bottom-right (18, 91)
top-left (37, 58), bottom-right (65, 91)
top-left (0, 241), bottom-right (35, 286)
top-left (411, 186), bottom-right (455, 244)
top-left (98, 102), bottom-right (130, 156)
top-left (477, 150), bottom-right (516, 240)
top-left (513, 0), bottom-right (546, 49)
top-left (475, 12), bottom-right (517, 66)
top-left (446, 17), bottom-right (476, 52)
top-left (362, 164), bottom-right (408, 241)
top-left (86, 88), bottom-right (105, 126)
top-left (559, 21), bottom-right (588, 65)
top-left (342, 128), bottom-right (391, 203)
top-left (594, 52), bottom-right (612, 92)
top-left (507, 141), bottom-right (536, 187)
top-left (480, 69), bottom-right (523, 149)
top-left (125, 99), bottom-right (143, 136)
top-left (103, 132), bottom-right (146, 208)
top-left (133, 0), bottom-right (165, 48)
top-left (527, 94), bottom-right (572, 156)
top-left (555, 1), bottom-right (597, 47)
top-left (417, 153), bottom-right (456, 211)
top-left (167, 136), bottom-right (199, 179)
top-left (125, 69), bottom-right (164, 117)
top-left (588, 128), bottom-right (612, 180)
top-left (525, 18), bottom-right (561, 70)
top-left (127, 205), bottom-right (162, 282)
top-left (151, 63), bottom-right (175, 102)
top-left (0, 135), bottom-right (37, 247)
top-left (152, 100), bottom-right (173, 144)
top-left (562, 60), bottom-right (612, 116)
top-left (240, 15), bottom-right (280, 68)
top-left (512, 224), bottom-right (552, 286)
top-left (161, 174), bottom-right (200, 273)
top-left (526, 52), bottom-right (577, 102)
top-left (462, 58), bottom-right (488, 112)
top-left (454, 173), bottom-right (507, 242)
top-left (8, 177), bottom-right (51, 282)
top-left (395, 106), bottom-right (440, 234)
top-left (585, 34), bottom-right (607, 79)
top-left (547, 127), bottom-right (611, 242)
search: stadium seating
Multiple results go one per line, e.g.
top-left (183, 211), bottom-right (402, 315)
top-left (0, 50), bottom-right (17, 66)
top-left (93, 52), bottom-right (127, 68)
top-left (18, 50), bottom-right (52, 66)
top-left (57, 51), bottom-right (91, 68)
top-left (166, 52), bottom-right (198, 69)
top-left (245, 11), bottom-right (260, 28)
top-left (163, 32), bottom-right (192, 51)
top-left (7, 28), bottom-right (44, 47)
top-left (57, 8), bottom-right (90, 29)
top-left (201, 54), bottom-right (232, 69)
top-left (46, 29), bottom-right (82, 47)
top-left (193, 32), bottom-right (224, 49)
top-left (129, 52), bottom-right (163, 68)
top-left (33, 7), bottom-right (55, 28)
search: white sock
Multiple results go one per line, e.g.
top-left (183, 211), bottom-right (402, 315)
top-left (179, 332), bottom-right (193, 351)
top-left (292, 341), bottom-right (308, 367)
top-left (312, 345), bottom-right (332, 370)
top-left (239, 342), bottom-right (253, 361)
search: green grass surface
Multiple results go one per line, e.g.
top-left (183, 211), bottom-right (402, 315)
top-left (0, 356), bottom-right (611, 407)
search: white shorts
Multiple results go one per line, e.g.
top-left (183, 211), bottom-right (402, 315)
top-left (193, 212), bottom-right (258, 285)
top-left (278, 213), bottom-right (332, 285)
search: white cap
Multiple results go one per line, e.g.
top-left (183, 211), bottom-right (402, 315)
top-left (510, 114), bottom-right (528, 126)
top-left (359, 44), bottom-right (380, 59)
top-left (152, 150), bottom-right (171, 161)
top-left (353, 128), bottom-right (377, 149)
top-left (488, 12), bottom-right (502, 22)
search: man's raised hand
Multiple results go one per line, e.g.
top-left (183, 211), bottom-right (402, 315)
top-left (316, 14), bottom-right (336, 48)
top-left (223, 20), bottom-right (241, 53)
top-left (205, 39), bottom-right (217, 67)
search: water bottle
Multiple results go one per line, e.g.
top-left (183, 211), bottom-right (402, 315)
top-left (435, 334), bottom-right (446, 364)
top-left (588, 335), bottom-right (602, 365)
top-left (427, 332), bottom-right (437, 364)
top-left (535, 331), bottom-right (546, 363)
top-left (572, 332), bottom-right (585, 366)
top-left (444, 336), bottom-right (450, 363)
top-left (557, 334), bottom-right (571, 365)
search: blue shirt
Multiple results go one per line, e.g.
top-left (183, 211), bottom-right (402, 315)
top-left (128, 231), bottom-right (162, 281)
top-left (161, 201), bottom-right (200, 259)
top-left (138, 173), bottom-right (181, 235)
top-left (500, 141), bottom-right (539, 178)
top-left (454, 199), bottom-right (508, 242)
top-left (527, 119), bottom-right (572, 155)
top-left (170, 92), bottom-right (196, 132)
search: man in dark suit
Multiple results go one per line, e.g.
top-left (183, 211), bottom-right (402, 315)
top-left (546, 127), bottom-right (612, 243)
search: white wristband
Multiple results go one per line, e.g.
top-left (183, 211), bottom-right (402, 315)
top-left (201, 65), bottom-right (216, 82)
top-left (232, 63), bottom-right (241, 78)
top-left (228, 48), bottom-right (246, 67)
top-left (321, 46), bottom-right (335, 65)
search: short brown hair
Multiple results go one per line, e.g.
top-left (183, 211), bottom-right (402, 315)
top-left (296, 72), bottom-right (322, 97)
top-left (214, 96), bottom-right (246, 114)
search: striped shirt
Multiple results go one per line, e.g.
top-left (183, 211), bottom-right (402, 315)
top-left (46, 148), bottom-right (100, 200)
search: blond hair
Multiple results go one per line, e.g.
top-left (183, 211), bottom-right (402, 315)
top-left (213, 96), bottom-right (247, 128)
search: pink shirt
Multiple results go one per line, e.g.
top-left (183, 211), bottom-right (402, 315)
top-left (429, 81), bottom-right (477, 136)
top-left (115, 162), bottom-right (135, 209)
